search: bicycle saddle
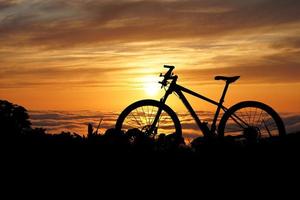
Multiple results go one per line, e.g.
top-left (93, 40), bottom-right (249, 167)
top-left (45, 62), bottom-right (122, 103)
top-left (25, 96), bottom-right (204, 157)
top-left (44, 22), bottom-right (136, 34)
top-left (215, 76), bottom-right (240, 83)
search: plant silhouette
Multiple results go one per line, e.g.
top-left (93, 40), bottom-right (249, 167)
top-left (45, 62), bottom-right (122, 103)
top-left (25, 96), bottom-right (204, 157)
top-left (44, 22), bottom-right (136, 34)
top-left (0, 99), bottom-right (299, 156)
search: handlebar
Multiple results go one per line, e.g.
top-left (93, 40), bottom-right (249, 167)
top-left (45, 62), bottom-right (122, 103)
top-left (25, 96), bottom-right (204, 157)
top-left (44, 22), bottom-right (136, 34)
top-left (158, 65), bottom-right (177, 87)
top-left (164, 65), bottom-right (174, 70)
top-left (163, 65), bottom-right (174, 78)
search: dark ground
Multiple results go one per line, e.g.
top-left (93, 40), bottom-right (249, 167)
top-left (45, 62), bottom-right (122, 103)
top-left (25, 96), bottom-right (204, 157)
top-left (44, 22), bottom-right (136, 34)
top-left (1, 99), bottom-right (299, 196)
top-left (2, 130), bottom-right (299, 198)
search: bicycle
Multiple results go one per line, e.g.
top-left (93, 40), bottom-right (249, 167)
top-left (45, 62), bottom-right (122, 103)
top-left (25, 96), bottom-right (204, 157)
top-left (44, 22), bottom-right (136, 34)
top-left (116, 65), bottom-right (286, 142)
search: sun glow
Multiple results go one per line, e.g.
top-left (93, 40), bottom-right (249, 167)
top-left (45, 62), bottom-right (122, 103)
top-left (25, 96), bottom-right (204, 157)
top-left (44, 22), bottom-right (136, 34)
top-left (143, 76), bottom-right (161, 97)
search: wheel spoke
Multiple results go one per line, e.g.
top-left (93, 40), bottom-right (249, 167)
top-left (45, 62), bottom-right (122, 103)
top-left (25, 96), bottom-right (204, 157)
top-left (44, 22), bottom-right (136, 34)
top-left (263, 119), bottom-right (272, 137)
top-left (134, 108), bottom-right (144, 127)
top-left (120, 103), bottom-right (177, 136)
top-left (221, 102), bottom-right (283, 140)
top-left (141, 106), bottom-right (148, 126)
top-left (130, 112), bottom-right (142, 127)
top-left (150, 108), bottom-right (159, 126)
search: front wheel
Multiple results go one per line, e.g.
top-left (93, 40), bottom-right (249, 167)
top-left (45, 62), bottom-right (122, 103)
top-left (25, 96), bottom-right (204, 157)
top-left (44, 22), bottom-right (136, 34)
top-left (218, 101), bottom-right (286, 141)
top-left (116, 99), bottom-right (182, 139)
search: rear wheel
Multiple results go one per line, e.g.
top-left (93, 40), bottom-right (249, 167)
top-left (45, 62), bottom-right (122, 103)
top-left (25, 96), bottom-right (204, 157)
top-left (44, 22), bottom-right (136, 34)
top-left (218, 101), bottom-right (286, 141)
top-left (116, 99), bottom-right (182, 139)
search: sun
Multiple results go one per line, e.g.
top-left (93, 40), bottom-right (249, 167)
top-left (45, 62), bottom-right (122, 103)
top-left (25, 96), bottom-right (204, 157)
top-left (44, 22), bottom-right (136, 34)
top-left (143, 76), bottom-right (160, 96)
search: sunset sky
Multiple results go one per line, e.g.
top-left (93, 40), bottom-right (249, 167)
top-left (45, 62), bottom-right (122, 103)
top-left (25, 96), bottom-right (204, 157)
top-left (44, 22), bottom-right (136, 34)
top-left (1, 0), bottom-right (300, 113)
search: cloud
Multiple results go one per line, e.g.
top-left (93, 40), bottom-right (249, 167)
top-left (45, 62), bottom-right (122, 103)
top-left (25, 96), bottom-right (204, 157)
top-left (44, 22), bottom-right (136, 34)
top-left (1, 0), bottom-right (300, 48)
top-left (178, 52), bottom-right (300, 84)
top-left (30, 112), bottom-right (106, 121)
top-left (0, 65), bottom-right (137, 88)
top-left (0, 0), bottom-right (17, 10)
top-left (271, 37), bottom-right (300, 50)
top-left (2, 49), bottom-right (298, 88)
top-left (282, 114), bottom-right (300, 133)
top-left (0, 66), bottom-right (134, 78)
top-left (0, 0), bottom-right (299, 111)
top-left (30, 110), bottom-right (119, 134)
top-left (29, 110), bottom-right (300, 138)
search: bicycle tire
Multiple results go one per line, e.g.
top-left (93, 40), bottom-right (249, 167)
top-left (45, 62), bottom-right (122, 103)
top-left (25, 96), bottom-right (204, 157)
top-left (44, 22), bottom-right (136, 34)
top-left (115, 99), bottom-right (182, 137)
top-left (218, 101), bottom-right (286, 140)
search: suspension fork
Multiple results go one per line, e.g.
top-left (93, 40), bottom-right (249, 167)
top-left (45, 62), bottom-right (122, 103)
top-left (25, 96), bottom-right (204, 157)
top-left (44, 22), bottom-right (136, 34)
top-left (148, 89), bottom-right (172, 134)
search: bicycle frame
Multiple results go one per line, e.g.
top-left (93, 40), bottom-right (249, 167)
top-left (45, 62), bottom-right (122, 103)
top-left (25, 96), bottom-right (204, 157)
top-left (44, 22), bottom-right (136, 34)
top-left (151, 76), bottom-right (231, 138)
top-left (117, 66), bottom-right (285, 141)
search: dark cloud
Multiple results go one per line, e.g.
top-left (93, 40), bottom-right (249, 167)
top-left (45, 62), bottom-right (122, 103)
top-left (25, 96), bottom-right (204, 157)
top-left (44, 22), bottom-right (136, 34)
top-left (282, 114), bottom-right (300, 133)
top-left (283, 115), bottom-right (300, 127)
top-left (0, 0), bottom-right (17, 10)
top-left (1, 0), bottom-right (300, 48)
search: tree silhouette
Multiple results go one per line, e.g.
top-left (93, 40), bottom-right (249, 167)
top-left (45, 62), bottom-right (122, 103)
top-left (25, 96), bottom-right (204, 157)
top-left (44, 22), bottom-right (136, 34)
top-left (0, 100), bottom-right (31, 137)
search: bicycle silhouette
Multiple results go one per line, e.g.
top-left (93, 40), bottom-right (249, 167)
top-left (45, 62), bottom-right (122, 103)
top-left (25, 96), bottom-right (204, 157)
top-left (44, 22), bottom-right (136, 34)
top-left (116, 65), bottom-right (286, 142)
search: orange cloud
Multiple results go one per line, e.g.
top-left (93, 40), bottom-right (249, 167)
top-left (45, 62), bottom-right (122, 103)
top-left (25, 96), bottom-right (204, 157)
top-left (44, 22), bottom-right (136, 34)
top-left (1, 0), bottom-right (300, 112)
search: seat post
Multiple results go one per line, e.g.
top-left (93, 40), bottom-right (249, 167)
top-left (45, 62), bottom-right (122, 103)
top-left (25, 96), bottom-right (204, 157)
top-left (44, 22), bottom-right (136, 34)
top-left (219, 82), bottom-right (230, 105)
